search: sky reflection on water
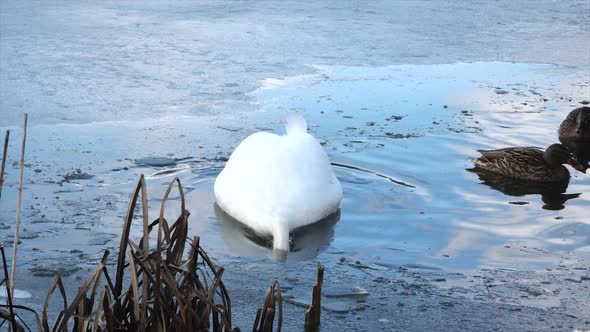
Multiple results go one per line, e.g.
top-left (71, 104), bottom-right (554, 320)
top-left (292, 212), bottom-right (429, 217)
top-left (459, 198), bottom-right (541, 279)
top-left (247, 62), bottom-right (590, 271)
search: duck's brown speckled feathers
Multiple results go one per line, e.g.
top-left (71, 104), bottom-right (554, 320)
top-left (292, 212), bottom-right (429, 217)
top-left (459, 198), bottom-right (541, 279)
top-left (472, 147), bottom-right (570, 182)
top-left (559, 106), bottom-right (590, 141)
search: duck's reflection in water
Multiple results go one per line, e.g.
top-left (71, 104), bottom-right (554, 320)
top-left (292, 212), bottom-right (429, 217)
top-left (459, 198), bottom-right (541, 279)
top-left (468, 168), bottom-right (581, 210)
top-left (560, 139), bottom-right (590, 170)
top-left (214, 204), bottom-right (340, 261)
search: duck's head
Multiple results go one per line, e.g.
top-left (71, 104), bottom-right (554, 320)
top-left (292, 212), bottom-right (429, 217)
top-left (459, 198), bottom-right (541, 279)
top-left (574, 106), bottom-right (590, 138)
top-left (544, 144), bottom-right (586, 173)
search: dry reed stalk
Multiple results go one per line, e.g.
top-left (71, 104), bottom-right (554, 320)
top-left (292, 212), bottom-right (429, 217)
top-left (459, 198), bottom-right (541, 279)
top-left (138, 175), bottom-right (149, 330)
top-left (86, 176), bottom-right (239, 330)
top-left (1, 246), bottom-right (42, 332)
top-left (10, 113), bottom-right (27, 305)
top-left (1, 246), bottom-right (16, 329)
top-left (0, 130), bottom-right (9, 200)
top-left (253, 280), bottom-right (282, 332)
top-left (304, 263), bottom-right (324, 330)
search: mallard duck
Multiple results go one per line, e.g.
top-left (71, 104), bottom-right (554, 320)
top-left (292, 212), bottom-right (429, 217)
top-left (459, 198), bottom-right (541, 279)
top-left (471, 144), bottom-right (586, 182)
top-left (558, 106), bottom-right (590, 141)
top-left (214, 115), bottom-right (343, 252)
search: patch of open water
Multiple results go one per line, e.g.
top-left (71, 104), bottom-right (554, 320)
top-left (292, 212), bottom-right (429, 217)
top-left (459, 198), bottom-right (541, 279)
top-left (221, 62), bottom-right (590, 270)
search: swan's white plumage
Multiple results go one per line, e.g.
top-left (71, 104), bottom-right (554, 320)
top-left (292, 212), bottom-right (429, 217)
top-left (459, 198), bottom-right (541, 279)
top-left (285, 114), bottom-right (307, 135)
top-left (214, 116), bottom-right (342, 251)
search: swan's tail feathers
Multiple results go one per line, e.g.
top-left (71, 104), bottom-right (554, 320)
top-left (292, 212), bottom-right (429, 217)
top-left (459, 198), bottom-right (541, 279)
top-left (286, 114), bottom-right (308, 135)
top-left (272, 219), bottom-right (290, 252)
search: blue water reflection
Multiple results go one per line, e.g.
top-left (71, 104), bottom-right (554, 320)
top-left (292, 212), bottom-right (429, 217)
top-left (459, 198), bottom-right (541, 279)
top-left (249, 62), bottom-right (590, 270)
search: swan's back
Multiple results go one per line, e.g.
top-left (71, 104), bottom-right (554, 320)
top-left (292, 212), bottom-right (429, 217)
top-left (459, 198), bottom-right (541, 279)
top-left (214, 116), bottom-right (342, 238)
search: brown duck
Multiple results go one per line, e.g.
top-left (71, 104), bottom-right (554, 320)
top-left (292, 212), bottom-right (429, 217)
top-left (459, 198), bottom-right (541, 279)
top-left (472, 144), bottom-right (586, 182)
top-left (558, 106), bottom-right (590, 141)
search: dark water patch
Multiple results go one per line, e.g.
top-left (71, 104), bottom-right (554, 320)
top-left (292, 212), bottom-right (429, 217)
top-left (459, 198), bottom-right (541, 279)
top-left (30, 264), bottom-right (81, 277)
top-left (468, 167), bottom-right (582, 211)
top-left (147, 165), bottom-right (191, 179)
top-left (384, 132), bottom-right (425, 139)
top-left (386, 115), bottom-right (406, 121)
top-left (62, 169), bottom-right (94, 182)
top-left (173, 156), bottom-right (198, 163)
top-left (135, 156), bottom-right (177, 167)
top-left (217, 125), bottom-right (242, 132)
top-left (403, 264), bottom-right (444, 271)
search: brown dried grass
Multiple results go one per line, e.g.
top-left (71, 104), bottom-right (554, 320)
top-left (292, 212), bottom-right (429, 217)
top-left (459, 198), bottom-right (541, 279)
top-left (1, 176), bottom-right (283, 332)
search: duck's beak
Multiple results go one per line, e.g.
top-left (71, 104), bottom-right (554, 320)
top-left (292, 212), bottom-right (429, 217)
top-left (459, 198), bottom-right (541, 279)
top-left (568, 158), bottom-right (587, 173)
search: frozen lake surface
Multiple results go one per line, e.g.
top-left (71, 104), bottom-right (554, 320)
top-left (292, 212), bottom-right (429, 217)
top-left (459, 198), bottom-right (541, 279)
top-left (1, 0), bottom-right (589, 126)
top-left (1, 1), bottom-right (589, 331)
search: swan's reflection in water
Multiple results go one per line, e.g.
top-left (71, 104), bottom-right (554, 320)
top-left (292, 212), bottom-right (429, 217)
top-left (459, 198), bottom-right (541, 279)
top-left (468, 168), bottom-right (581, 210)
top-left (561, 139), bottom-right (590, 170)
top-left (214, 204), bottom-right (340, 261)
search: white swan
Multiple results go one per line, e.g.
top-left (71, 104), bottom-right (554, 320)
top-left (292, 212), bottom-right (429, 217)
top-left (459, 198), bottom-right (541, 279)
top-left (214, 115), bottom-right (343, 252)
